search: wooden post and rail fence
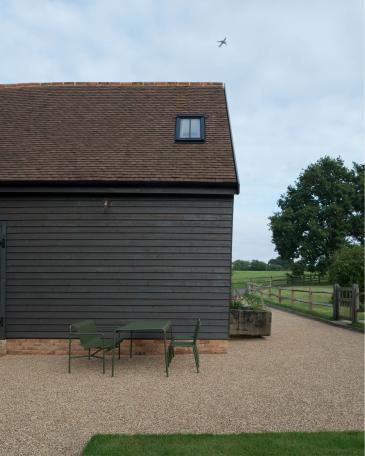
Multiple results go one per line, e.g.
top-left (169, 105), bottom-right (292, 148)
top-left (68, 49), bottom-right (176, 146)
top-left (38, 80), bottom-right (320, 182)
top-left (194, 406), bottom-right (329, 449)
top-left (245, 282), bottom-right (362, 323)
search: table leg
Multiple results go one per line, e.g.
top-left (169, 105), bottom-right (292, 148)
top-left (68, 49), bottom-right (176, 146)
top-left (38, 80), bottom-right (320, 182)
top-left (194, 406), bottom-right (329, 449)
top-left (111, 332), bottom-right (115, 377)
top-left (130, 331), bottom-right (133, 359)
top-left (163, 330), bottom-right (168, 377)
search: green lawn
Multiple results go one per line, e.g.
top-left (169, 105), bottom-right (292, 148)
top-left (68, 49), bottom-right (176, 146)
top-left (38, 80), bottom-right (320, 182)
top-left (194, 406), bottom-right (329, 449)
top-left (232, 270), bottom-right (288, 287)
top-left (83, 432), bottom-right (364, 456)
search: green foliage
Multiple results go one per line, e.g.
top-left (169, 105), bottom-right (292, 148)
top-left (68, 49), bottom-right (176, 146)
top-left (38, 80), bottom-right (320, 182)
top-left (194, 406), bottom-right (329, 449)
top-left (268, 256), bottom-right (290, 270)
top-left (230, 291), bottom-right (264, 310)
top-left (230, 297), bottom-right (245, 309)
top-left (232, 259), bottom-right (251, 271)
top-left (232, 259), bottom-right (291, 272)
top-left (267, 263), bottom-right (284, 271)
top-left (328, 245), bottom-right (364, 288)
top-left (232, 259), bottom-right (268, 271)
top-left (270, 157), bottom-right (364, 273)
top-left (250, 259), bottom-right (267, 271)
top-left (244, 292), bottom-right (263, 308)
top-left (290, 261), bottom-right (306, 276)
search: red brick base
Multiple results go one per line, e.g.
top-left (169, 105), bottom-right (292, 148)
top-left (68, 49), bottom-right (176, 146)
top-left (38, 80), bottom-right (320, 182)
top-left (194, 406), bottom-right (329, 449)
top-left (2, 338), bottom-right (227, 355)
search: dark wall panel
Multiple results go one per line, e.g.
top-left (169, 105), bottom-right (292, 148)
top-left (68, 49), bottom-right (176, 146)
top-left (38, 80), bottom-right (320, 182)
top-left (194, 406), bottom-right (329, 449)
top-left (0, 194), bottom-right (233, 339)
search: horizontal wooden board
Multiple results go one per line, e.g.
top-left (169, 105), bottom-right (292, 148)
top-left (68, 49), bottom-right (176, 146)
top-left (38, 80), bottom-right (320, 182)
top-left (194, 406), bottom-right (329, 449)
top-left (8, 226), bottom-right (231, 234)
top-left (7, 266), bottom-right (229, 273)
top-left (7, 279), bottom-right (230, 287)
top-left (1, 193), bottom-right (233, 339)
top-left (5, 220), bottom-right (232, 228)
top-left (0, 197), bottom-right (232, 208)
top-left (7, 272), bottom-right (230, 280)
top-left (7, 299), bottom-right (227, 308)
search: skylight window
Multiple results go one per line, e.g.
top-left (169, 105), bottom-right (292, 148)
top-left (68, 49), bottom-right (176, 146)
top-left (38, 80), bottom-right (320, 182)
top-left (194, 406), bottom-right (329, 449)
top-left (176, 116), bottom-right (205, 141)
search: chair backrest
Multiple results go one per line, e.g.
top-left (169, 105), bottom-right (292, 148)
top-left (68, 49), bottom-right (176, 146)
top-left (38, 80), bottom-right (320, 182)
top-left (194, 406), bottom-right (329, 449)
top-left (193, 318), bottom-right (201, 342)
top-left (70, 320), bottom-right (98, 348)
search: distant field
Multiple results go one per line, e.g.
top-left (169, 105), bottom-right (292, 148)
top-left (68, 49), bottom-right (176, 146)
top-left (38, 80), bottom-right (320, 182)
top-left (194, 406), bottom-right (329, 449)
top-left (232, 270), bottom-right (288, 287)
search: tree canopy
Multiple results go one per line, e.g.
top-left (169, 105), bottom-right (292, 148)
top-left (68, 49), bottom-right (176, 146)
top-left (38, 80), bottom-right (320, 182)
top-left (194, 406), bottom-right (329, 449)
top-left (269, 157), bottom-right (364, 273)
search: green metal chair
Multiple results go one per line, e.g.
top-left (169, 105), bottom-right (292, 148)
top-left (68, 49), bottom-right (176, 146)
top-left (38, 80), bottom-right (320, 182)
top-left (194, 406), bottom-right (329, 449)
top-left (168, 319), bottom-right (201, 372)
top-left (68, 320), bottom-right (124, 374)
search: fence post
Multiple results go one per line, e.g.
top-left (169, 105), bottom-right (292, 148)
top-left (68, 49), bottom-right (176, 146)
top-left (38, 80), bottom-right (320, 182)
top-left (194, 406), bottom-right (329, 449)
top-left (260, 289), bottom-right (264, 307)
top-left (278, 287), bottom-right (282, 305)
top-left (351, 284), bottom-right (359, 323)
top-left (269, 284), bottom-right (272, 300)
top-left (333, 284), bottom-right (340, 320)
top-left (309, 288), bottom-right (313, 310)
top-left (291, 289), bottom-right (295, 305)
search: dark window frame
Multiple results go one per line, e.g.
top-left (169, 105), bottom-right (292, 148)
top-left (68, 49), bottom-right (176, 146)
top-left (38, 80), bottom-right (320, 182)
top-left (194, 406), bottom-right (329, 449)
top-left (175, 116), bottom-right (205, 142)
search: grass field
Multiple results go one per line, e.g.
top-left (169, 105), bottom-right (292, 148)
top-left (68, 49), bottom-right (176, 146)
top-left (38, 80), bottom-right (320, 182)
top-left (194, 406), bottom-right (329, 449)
top-left (83, 432), bottom-right (364, 456)
top-left (232, 270), bottom-right (288, 287)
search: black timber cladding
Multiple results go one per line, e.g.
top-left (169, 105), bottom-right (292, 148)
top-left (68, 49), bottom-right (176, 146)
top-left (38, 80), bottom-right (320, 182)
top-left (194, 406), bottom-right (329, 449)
top-left (0, 193), bottom-right (233, 339)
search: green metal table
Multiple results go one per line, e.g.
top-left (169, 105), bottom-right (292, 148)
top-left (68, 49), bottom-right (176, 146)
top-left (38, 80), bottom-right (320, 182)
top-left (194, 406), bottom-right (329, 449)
top-left (112, 320), bottom-right (172, 377)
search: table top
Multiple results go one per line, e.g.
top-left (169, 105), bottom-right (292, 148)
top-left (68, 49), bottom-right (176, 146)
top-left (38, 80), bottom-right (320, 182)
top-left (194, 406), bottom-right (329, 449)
top-left (115, 320), bottom-right (171, 332)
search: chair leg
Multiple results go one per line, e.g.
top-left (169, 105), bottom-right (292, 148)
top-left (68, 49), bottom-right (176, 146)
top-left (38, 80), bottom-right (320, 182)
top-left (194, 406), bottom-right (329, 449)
top-left (118, 341), bottom-right (121, 360)
top-left (167, 345), bottom-right (173, 366)
top-left (193, 345), bottom-right (199, 373)
top-left (102, 349), bottom-right (105, 374)
top-left (68, 338), bottom-right (72, 374)
top-left (88, 348), bottom-right (91, 360)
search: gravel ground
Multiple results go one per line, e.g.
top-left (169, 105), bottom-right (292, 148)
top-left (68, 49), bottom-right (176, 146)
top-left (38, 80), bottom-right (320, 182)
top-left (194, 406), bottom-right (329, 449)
top-left (0, 309), bottom-right (363, 456)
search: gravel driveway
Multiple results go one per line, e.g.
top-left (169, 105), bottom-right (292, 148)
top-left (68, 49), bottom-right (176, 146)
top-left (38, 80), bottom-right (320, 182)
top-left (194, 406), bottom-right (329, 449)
top-left (0, 309), bottom-right (363, 456)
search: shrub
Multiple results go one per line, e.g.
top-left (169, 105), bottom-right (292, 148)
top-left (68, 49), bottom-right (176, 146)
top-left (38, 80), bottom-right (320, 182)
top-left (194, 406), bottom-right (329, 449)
top-left (290, 261), bottom-right (306, 276)
top-left (230, 291), bottom-right (264, 310)
top-left (328, 245), bottom-right (364, 288)
top-left (329, 245), bottom-right (364, 310)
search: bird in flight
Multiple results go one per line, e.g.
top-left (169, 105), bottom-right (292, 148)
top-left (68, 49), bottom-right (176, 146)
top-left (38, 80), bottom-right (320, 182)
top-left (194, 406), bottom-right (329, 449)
top-left (217, 37), bottom-right (227, 47)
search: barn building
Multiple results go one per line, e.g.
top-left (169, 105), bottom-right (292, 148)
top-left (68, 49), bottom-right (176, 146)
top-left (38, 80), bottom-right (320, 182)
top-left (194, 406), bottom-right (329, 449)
top-left (0, 82), bottom-right (239, 354)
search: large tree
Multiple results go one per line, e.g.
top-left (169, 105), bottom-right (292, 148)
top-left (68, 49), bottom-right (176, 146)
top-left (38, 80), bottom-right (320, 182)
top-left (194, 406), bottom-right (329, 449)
top-left (269, 157), bottom-right (364, 273)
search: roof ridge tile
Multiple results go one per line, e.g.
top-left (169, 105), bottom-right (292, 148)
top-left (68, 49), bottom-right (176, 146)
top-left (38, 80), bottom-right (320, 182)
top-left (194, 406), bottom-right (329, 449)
top-left (0, 81), bottom-right (224, 89)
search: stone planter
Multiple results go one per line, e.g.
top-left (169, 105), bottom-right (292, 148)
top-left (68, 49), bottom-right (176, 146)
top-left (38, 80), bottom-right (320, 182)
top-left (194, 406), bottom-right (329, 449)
top-left (229, 309), bottom-right (272, 336)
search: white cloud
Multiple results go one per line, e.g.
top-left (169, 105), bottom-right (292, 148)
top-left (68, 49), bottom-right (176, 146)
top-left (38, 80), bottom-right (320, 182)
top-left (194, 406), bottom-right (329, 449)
top-left (0, 0), bottom-right (363, 260)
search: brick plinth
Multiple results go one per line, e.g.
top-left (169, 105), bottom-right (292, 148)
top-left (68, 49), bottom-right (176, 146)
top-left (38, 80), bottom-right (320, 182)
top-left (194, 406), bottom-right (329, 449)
top-left (0, 340), bottom-right (6, 356)
top-left (4, 339), bottom-right (227, 355)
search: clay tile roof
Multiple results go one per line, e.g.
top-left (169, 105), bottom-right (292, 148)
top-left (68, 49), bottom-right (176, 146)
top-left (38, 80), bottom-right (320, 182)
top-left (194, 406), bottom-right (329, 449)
top-left (0, 82), bottom-right (238, 190)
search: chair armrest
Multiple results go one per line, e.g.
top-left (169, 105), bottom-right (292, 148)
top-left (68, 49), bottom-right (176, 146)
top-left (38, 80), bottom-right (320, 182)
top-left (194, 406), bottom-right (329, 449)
top-left (69, 332), bottom-right (105, 338)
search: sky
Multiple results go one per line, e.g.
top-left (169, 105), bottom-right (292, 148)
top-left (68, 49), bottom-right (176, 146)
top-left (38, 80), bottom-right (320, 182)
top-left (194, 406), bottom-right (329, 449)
top-left (0, 0), bottom-right (363, 261)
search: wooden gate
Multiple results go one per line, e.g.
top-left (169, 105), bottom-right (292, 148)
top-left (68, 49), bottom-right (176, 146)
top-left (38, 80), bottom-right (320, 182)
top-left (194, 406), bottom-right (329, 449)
top-left (333, 284), bottom-right (359, 323)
